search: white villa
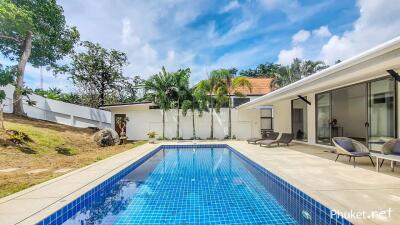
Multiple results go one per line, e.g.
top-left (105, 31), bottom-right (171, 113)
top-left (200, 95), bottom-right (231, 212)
top-left (105, 36), bottom-right (400, 151)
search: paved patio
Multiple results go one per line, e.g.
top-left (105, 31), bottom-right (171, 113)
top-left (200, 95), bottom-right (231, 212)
top-left (1, 141), bottom-right (400, 225)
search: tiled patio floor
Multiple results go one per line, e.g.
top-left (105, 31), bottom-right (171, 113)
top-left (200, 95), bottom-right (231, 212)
top-left (287, 143), bottom-right (400, 178)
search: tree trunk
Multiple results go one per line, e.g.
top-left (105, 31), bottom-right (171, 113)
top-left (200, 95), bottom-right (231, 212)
top-left (100, 83), bottom-right (105, 107)
top-left (176, 106), bottom-right (180, 139)
top-left (228, 98), bottom-right (232, 139)
top-left (13, 31), bottom-right (32, 116)
top-left (0, 105), bottom-right (4, 130)
top-left (162, 109), bottom-right (165, 139)
top-left (210, 103), bottom-right (214, 139)
top-left (192, 109), bottom-right (195, 139)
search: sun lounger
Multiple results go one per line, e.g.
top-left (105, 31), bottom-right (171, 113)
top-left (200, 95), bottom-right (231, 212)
top-left (259, 133), bottom-right (293, 147)
top-left (247, 132), bottom-right (279, 144)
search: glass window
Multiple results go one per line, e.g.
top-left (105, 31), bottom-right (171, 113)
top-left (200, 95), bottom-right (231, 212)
top-left (233, 98), bottom-right (250, 107)
top-left (260, 108), bottom-right (273, 133)
top-left (368, 77), bottom-right (396, 151)
top-left (316, 93), bottom-right (331, 145)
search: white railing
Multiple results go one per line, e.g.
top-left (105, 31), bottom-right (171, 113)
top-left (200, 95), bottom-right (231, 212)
top-left (1, 85), bottom-right (111, 128)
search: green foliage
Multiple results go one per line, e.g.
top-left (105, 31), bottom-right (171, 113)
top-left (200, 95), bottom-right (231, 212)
top-left (0, 0), bottom-right (79, 66)
top-left (59, 41), bottom-right (128, 107)
top-left (145, 66), bottom-right (176, 111)
top-left (239, 62), bottom-right (280, 77)
top-left (147, 131), bottom-right (157, 138)
top-left (0, 0), bottom-right (33, 55)
top-left (34, 88), bottom-right (81, 104)
top-left (0, 65), bottom-right (16, 103)
top-left (55, 146), bottom-right (78, 156)
top-left (270, 58), bottom-right (328, 89)
top-left (116, 75), bottom-right (145, 103)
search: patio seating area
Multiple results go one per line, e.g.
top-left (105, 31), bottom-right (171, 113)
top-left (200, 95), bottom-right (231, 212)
top-left (286, 142), bottom-right (400, 178)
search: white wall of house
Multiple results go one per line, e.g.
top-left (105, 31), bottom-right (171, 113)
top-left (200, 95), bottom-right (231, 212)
top-left (1, 85), bottom-right (111, 128)
top-left (272, 100), bottom-right (292, 134)
top-left (110, 105), bottom-right (260, 140)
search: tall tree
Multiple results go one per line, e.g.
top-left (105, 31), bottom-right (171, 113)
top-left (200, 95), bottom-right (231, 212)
top-left (61, 41), bottom-right (128, 108)
top-left (240, 62), bottom-right (281, 77)
top-left (171, 68), bottom-right (190, 139)
top-left (270, 65), bottom-right (298, 90)
top-left (213, 68), bottom-right (252, 138)
top-left (194, 73), bottom-right (220, 139)
top-left (181, 89), bottom-right (205, 140)
top-left (145, 67), bottom-right (175, 139)
top-left (271, 58), bottom-right (328, 89)
top-left (0, 0), bottom-right (79, 115)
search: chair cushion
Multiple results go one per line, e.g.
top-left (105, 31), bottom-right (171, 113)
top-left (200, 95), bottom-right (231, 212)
top-left (351, 152), bottom-right (369, 156)
top-left (393, 141), bottom-right (400, 155)
top-left (335, 139), bottom-right (355, 152)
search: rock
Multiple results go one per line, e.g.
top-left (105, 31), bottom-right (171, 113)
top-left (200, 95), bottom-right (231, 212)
top-left (93, 128), bottom-right (120, 147)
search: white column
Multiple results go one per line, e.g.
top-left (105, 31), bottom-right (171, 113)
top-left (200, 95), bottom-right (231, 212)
top-left (307, 93), bottom-right (316, 144)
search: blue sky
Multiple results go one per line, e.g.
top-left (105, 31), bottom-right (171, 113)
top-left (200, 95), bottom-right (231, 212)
top-left (2, 0), bottom-right (400, 91)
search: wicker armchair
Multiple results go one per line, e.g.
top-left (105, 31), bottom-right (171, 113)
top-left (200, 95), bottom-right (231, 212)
top-left (332, 137), bottom-right (375, 168)
top-left (378, 139), bottom-right (400, 167)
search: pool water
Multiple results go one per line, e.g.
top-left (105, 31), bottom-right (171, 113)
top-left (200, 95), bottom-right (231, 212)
top-left (62, 147), bottom-right (297, 225)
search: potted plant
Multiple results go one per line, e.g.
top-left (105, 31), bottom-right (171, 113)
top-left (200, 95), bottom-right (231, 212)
top-left (147, 131), bottom-right (157, 144)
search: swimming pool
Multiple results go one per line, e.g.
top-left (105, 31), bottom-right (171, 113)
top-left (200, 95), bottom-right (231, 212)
top-left (38, 145), bottom-right (351, 225)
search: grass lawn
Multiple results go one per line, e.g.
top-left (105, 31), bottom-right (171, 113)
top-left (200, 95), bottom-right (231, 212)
top-left (0, 114), bottom-right (145, 198)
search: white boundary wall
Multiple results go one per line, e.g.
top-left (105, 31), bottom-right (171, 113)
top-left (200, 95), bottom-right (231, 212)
top-left (110, 105), bottom-right (260, 140)
top-left (1, 85), bottom-right (111, 128)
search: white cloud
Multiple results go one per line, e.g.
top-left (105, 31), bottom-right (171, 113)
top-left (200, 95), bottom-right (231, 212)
top-left (121, 18), bottom-right (141, 46)
top-left (277, 47), bottom-right (303, 65)
top-left (320, 0), bottom-right (400, 64)
top-left (258, 0), bottom-right (332, 23)
top-left (211, 19), bottom-right (255, 47)
top-left (292, 29), bottom-right (310, 44)
top-left (220, 0), bottom-right (240, 13)
top-left (313, 26), bottom-right (331, 38)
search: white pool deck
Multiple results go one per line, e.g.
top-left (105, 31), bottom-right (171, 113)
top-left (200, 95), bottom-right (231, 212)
top-left (1, 141), bottom-right (400, 225)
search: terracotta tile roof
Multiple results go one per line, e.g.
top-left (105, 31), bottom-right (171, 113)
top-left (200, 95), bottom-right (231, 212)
top-left (233, 78), bottom-right (273, 96)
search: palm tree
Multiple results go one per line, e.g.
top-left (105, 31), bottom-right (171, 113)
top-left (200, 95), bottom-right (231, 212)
top-left (171, 68), bottom-right (190, 139)
top-left (182, 89), bottom-right (205, 139)
top-left (299, 60), bottom-right (328, 77)
top-left (194, 74), bottom-right (219, 139)
top-left (271, 65), bottom-right (299, 89)
top-left (145, 67), bottom-right (175, 139)
top-left (212, 68), bottom-right (252, 138)
top-left (271, 58), bottom-right (329, 90)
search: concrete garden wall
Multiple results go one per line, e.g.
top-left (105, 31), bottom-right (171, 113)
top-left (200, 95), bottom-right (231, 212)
top-left (1, 85), bottom-right (111, 128)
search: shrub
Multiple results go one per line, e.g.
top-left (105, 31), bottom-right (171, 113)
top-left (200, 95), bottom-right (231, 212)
top-left (147, 131), bottom-right (157, 138)
top-left (7, 130), bottom-right (32, 145)
top-left (56, 146), bottom-right (78, 156)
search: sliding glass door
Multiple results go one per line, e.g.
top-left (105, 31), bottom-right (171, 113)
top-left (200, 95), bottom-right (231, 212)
top-left (316, 93), bottom-right (331, 145)
top-left (368, 77), bottom-right (397, 151)
top-left (316, 76), bottom-right (397, 149)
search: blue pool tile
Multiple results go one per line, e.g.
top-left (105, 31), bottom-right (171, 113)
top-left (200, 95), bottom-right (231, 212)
top-left (37, 145), bottom-right (351, 225)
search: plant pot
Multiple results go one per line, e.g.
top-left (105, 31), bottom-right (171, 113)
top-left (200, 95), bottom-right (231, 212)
top-left (148, 137), bottom-right (156, 144)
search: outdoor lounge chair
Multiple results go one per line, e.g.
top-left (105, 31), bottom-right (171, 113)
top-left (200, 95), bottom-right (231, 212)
top-left (259, 133), bottom-right (293, 147)
top-left (247, 132), bottom-right (279, 144)
top-left (377, 138), bottom-right (400, 168)
top-left (332, 137), bottom-right (375, 168)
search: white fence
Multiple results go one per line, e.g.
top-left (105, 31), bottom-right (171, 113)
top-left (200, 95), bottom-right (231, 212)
top-left (1, 85), bottom-right (111, 128)
top-left (110, 104), bottom-right (261, 140)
